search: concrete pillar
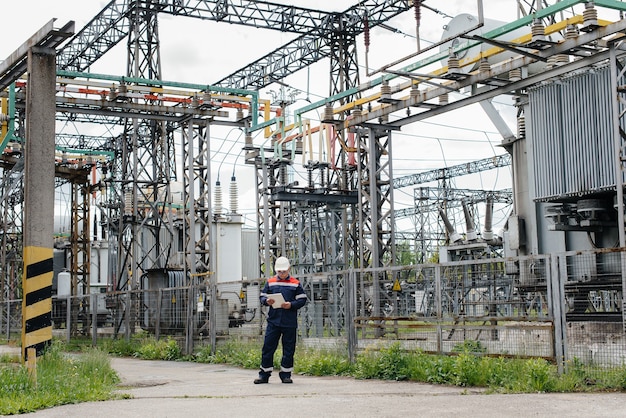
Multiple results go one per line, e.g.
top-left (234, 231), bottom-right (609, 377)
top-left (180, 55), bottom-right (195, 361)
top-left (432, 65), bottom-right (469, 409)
top-left (21, 46), bottom-right (56, 361)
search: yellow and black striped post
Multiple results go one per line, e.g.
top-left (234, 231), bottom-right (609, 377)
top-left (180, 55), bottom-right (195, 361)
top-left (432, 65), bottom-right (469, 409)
top-left (21, 248), bottom-right (53, 360)
top-left (21, 45), bottom-right (57, 361)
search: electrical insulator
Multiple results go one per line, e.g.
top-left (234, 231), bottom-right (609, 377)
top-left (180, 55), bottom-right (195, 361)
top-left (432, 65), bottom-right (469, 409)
top-left (244, 132), bottom-right (253, 149)
top-left (414, 0), bottom-right (421, 23)
top-left (581, 2), bottom-right (598, 32)
top-left (363, 16), bottom-right (370, 51)
top-left (230, 176), bottom-right (238, 214)
top-left (307, 165), bottom-right (314, 188)
top-left (124, 190), bottom-right (132, 215)
top-left (509, 69), bottom-right (522, 82)
top-left (214, 180), bottom-right (223, 216)
top-left (483, 196), bottom-right (494, 241)
top-left (380, 80), bottom-right (392, 102)
top-left (323, 103), bottom-right (334, 123)
top-left (479, 58), bottom-right (491, 73)
top-left (517, 115), bottom-right (526, 139)
top-left (530, 19), bottom-right (546, 43)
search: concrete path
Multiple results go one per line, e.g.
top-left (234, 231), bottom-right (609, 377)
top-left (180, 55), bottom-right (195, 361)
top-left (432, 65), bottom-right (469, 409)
top-left (2, 345), bottom-right (624, 417)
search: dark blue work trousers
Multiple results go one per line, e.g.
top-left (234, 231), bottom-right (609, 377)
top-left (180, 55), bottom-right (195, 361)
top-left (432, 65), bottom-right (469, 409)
top-left (259, 323), bottom-right (297, 380)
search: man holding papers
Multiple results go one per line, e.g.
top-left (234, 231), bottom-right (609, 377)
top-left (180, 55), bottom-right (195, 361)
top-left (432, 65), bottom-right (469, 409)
top-left (254, 256), bottom-right (308, 384)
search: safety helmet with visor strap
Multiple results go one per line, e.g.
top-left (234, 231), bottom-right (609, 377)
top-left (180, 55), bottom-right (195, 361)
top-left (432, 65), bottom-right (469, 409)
top-left (274, 256), bottom-right (290, 272)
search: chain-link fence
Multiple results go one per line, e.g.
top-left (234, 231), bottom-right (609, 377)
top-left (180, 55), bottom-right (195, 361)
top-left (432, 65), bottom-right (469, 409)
top-left (2, 248), bottom-right (625, 374)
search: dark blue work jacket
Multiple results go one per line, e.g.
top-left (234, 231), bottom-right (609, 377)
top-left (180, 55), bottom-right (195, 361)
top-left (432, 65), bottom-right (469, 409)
top-left (260, 275), bottom-right (308, 328)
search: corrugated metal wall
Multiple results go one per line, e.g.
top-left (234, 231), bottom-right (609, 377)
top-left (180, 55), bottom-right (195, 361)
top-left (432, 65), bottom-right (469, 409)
top-left (241, 228), bottom-right (261, 282)
top-left (528, 66), bottom-right (617, 201)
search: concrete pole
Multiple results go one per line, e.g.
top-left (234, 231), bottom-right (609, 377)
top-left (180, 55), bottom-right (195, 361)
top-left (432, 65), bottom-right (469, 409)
top-left (21, 46), bottom-right (56, 361)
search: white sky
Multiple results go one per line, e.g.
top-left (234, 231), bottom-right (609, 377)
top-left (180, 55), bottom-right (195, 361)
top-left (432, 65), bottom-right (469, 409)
top-left (4, 0), bottom-right (620, 235)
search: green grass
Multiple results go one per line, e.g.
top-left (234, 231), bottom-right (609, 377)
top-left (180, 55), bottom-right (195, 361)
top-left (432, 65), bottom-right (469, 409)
top-left (194, 339), bottom-right (626, 394)
top-left (0, 341), bottom-right (122, 415)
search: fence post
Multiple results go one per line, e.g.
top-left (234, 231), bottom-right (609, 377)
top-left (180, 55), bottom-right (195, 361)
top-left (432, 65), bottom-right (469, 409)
top-left (65, 295), bottom-right (71, 343)
top-left (346, 269), bottom-right (357, 363)
top-left (435, 264), bottom-right (442, 355)
top-left (155, 288), bottom-right (162, 340)
top-left (124, 289), bottom-right (131, 342)
top-left (549, 253), bottom-right (567, 374)
top-left (91, 293), bottom-right (97, 347)
top-left (209, 281), bottom-right (217, 354)
top-left (185, 285), bottom-right (195, 355)
top-left (4, 299), bottom-right (8, 340)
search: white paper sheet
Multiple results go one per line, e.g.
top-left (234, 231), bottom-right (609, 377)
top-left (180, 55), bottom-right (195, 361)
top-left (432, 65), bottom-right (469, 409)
top-left (266, 293), bottom-right (285, 308)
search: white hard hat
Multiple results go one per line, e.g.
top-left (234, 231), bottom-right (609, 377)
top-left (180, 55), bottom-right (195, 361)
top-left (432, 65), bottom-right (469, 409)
top-left (274, 256), bottom-right (290, 271)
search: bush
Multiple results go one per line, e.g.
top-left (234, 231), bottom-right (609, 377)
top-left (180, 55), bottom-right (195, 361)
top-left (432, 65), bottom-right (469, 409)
top-left (354, 343), bottom-right (410, 381)
top-left (135, 337), bottom-right (182, 361)
top-left (296, 347), bottom-right (352, 376)
top-left (521, 358), bottom-right (557, 392)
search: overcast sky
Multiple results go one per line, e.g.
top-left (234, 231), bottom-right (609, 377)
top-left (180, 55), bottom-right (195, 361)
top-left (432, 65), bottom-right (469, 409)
top-left (4, 1), bottom-right (612, 234)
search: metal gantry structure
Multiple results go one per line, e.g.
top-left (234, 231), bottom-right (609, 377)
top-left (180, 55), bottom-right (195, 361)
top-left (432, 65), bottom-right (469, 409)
top-left (53, 0), bottom-right (418, 290)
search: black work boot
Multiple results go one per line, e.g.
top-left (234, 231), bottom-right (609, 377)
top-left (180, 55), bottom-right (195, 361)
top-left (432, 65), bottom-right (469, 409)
top-left (254, 371), bottom-right (270, 384)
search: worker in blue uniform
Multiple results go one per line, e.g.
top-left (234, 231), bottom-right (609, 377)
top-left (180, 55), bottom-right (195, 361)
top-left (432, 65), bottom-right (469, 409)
top-left (254, 256), bottom-right (308, 384)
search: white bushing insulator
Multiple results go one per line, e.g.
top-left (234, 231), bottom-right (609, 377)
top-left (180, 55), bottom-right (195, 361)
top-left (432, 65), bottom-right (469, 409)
top-left (447, 52), bottom-right (460, 72)
top-left (509, 68), bottom-right (522, 82)
top-left (380, 80), bottom-right (391, 101)
top-left (439, 93), bottom-right (449, 105)
top-left (214, 181), bottom-right (223, 216)
top-left (565, 24), bottom-right (579, 39)
top-left (230, 177), bottom-right (238, 214)
top-left (555, 54), bottom-right (570, 65)
top-left (478, 58), bottom-right (491, 73)
top-left (450, 232), bottom-right (462, 244)
top-left (531, 18), bottom-right (545, 42)
top-left (124, 190), bottom-right (133, 215)
top-left (323, 104), bottom-right (334, 122)
top-left (202, 91), bottom-right (211, 105)
top-left (517, 115), bottom-right (526, 138)
top-left (582, 2), bottom-right (598, 30)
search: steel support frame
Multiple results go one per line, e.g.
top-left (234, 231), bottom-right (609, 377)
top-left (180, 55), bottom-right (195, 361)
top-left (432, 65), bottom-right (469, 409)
top-left (356, 126), bottom-right (396, 270)
top-left (181, 120), bottom-right (213, 279)
top-left (609, 42), bottom-right (626, 333)
top-left (69, 180), bottom-right (91, 335)
top-left (115, 0), bottom-right (175, 291)
top-left (0, 162), bottom-right (23, 302)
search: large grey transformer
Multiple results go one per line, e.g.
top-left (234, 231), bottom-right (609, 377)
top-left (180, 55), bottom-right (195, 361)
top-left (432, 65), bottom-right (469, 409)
top-left (524, 65), bottom-right (620, 254)
top-left (510, 63), bottom-right (624, 321)
top-left (508, 64), bottom-right (619, 254)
